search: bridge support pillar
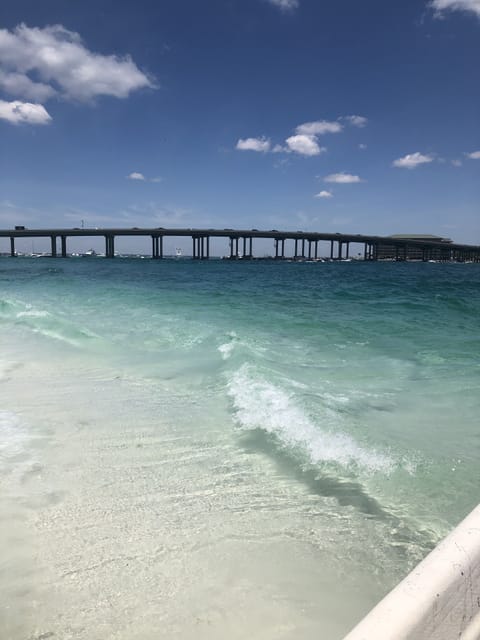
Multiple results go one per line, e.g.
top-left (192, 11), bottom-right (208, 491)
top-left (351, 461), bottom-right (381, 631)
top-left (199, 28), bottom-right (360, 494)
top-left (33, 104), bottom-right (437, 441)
top-left (10, 237), bottom-right (16, 257)
top-left (51, 235), bottom-right (57, 258)
top-left (330, 240), bottom-right (334, 260)
top-left (152, 236), bottom-right (163, 259)
top-left (61, 235), bottom-right (67, 258)
top-left (105, 235), bottom-right (115, 258)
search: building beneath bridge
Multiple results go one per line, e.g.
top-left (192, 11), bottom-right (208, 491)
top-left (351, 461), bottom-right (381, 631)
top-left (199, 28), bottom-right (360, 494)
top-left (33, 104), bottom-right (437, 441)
top-left (376, 234), bottom-right (453, 261)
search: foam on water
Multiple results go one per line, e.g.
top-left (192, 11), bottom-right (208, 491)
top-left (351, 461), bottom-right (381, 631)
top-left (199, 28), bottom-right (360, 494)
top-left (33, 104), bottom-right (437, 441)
top-left (0, 297), bottom-right (100, 347)
top-left (218, 331), bottom-right (238, 360)
top-left (227, 363), bottom-right (394, 473)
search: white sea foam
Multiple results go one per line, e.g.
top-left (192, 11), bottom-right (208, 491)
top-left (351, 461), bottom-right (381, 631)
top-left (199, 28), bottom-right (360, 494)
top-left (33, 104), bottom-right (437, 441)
top-left (218, 341), bottom-right (235, 360)
top-left (227, 364), bottom-right (394, 473)
top-left (16, 308), bottom-right (50, 318)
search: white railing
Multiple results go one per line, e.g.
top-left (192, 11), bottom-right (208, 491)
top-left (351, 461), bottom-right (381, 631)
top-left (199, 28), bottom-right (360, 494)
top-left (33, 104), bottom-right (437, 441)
top-left (343, 504), bottom-right (480, 640)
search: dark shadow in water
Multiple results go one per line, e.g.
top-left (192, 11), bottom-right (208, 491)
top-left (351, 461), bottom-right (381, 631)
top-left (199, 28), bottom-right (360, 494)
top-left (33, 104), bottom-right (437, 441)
top-left (238, 428), bottom-right (437, 555)
top-left (239, 428), bottom-right (386, 517)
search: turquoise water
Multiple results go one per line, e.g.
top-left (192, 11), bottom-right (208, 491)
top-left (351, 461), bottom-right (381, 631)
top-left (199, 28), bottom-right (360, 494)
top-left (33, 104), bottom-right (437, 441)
top-left (1, 258), bottom-right (479, 639)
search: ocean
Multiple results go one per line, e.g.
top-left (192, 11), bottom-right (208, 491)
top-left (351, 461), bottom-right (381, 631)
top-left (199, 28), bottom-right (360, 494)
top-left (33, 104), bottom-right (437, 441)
top-left (1, 257), bottom-right (479, 640)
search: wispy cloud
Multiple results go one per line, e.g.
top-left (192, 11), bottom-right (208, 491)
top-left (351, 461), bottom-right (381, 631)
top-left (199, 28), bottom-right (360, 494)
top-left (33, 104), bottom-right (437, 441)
top-left (451, 158), bottom-right (463, 166)
top-left (127, 172), bottom-right (163, 182)
top-left (392, 152), bottom-right (435, 169)
top-left (0, 23), bottom-right (155, 105)
top-left (236, 137), bottom-right (271, 152)
top-left (343, 115), bottom-right (368, 128)
top-left (465, 150), bottom-right (480, 159)
top-left (285, 134), bottom-right (326, 156)
top-left (295, 120), bottom-right (343, 135)
top-left (0, 99), bottom-right (51, 125)
top-left (358, 143), bottom-right (367, 150)
top-left (265, 0), bottom-right (300, 11)
top-left (315, 190), bottom-right (333, 198)
top-left (429, 0), bottom-right (480, 18)
top-left (324, 172), bottom-right (363, 183)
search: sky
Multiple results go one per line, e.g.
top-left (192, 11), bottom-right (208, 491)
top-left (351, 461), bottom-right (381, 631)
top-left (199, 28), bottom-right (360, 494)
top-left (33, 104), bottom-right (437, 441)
top-left (0, 0), bottom-right (479, 253)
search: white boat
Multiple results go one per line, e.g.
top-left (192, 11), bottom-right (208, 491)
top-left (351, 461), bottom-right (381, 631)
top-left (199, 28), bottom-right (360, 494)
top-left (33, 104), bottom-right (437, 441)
top-left (175, 248), bottom-right (182, 258)
top-left (82, 248), bottom-right (97, 257)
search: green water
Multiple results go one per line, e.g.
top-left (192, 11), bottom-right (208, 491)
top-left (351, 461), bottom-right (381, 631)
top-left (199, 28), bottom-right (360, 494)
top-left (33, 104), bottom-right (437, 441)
top-left (1, 258), bottom-right (479, 639)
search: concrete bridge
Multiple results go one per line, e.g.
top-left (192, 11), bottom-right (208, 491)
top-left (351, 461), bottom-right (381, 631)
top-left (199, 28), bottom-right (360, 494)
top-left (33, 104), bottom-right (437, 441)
top-left (1, 227), bottom-right (479, 262)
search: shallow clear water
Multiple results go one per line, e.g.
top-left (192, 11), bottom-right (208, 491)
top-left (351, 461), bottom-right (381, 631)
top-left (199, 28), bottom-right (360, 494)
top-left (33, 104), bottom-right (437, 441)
top-left (1, 258), bottom-right (479, 639)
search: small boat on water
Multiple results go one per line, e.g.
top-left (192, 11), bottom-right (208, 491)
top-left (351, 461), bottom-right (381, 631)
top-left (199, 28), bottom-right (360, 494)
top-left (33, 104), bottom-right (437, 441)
top-left (175, 248), bottom-right (182, 258)
top-left (82, 249), bottom-right (97, 257)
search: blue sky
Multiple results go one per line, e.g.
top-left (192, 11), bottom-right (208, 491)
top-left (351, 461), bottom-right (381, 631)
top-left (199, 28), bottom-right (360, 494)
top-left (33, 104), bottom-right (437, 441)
top-left (0, 0), bottom-right (479, 253)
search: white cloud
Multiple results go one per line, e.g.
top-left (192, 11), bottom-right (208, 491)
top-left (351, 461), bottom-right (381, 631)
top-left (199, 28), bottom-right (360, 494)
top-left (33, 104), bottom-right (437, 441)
top-left (451, 158), bottom-right (463, 166)
top-left (127, 172), bottom-right (146, 181)
top-left (266, 0), bottom-right (300, 11)
top-left (150, 176), bottom-right (163, 182)
top-left (315, 190), bottom-right (333, 198)
top-left (295, 120), bottom-right (343, 135)
top-left (272, 143), bottom-right (287, 153)
top-left (392, 152), bottom-right (435, 169)
top-left (466, 150), bottom-right (480, 159)
top-left (0, 99), bottom-right (51, 125)
top-left (0, 70), bottom-right (56, 101)
top-left (343, 115), bottom-right (368, 128)
top-left (0, 23), bottom-right (155, 103)
top-left (236, 137), bottom-right (271, 152)
top-left (429, 0), bottom-right (480, 17)
top-left (324, 172), bottom-right (362, 183)
top-left (358, 143), bottom-right (367, 150)
top-left (285, 134), bottom-right (326, 156)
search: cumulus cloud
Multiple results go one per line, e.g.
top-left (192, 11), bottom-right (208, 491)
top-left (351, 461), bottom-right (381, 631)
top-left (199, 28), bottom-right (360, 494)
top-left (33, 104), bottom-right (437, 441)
top-left (343, 115), bottom-right (368, 127)
top-left (315, 190), bottom-right (333, 198)
top-left (127, 172), bottom-right (146, 181)
top-left (466, 150), bottom-right (480, 159)
top-left (359, 143), bottom-right (367, 150)
top-left (285, 134), bottom-right (326, 156)
top-left (236, 137), bottom-right (271, 152)
top-left (0, 70), bottom-right (56, 101)
top-left (0, 23), bottom-right (155, 103)
top-left (324, 172), bottom-right (363, 183)
top-left (0, 99), bottom-right (51, 125)
top-left (429, 0), bottom-right (480, 17)
top-left (295, 120), bottom-right (343, 135)
top-left (236, 114), bottom-right (362, 158)
top-left (392, 152), bottom-right (435, 169)
top-left (266, 0), bottom-right (300, 11)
